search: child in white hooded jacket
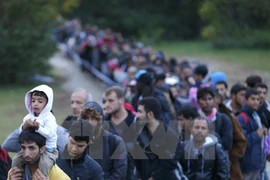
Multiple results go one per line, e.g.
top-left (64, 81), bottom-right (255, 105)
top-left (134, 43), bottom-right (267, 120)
top-left (12, 84), bottom-right (58, 177)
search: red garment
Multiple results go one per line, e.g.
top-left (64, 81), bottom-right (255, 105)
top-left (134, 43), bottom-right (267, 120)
top-left (124, 103), bottom-right (137, 115)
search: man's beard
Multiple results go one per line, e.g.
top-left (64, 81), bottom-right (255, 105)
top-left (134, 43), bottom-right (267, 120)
top-left (25, 150), bottom-right (42, 165)
top-left (109, 107), bottom-right (120, 115)
top-left (235, 100), bottom-right (242, 107)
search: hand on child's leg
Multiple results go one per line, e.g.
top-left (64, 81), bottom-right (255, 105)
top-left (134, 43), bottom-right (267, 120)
top-left (8, 167), bottom-right (23, 180)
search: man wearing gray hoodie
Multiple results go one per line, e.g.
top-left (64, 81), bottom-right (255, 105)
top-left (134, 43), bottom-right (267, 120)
top-left (176, 117), bottom-right (230, 180)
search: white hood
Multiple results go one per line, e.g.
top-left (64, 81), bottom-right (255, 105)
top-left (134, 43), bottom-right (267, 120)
top-left (25, 84), bottom-right (53, 120)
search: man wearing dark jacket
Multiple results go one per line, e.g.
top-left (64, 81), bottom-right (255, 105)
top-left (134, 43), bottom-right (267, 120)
top-left (81, 101), bottom-right (127, 180)
top-left (237, 88), bottom-right (267, 180)
top-left (57, 120), bottom-right (104, 180)
top-left (176, 117), bottom-right (229, 180)
top-left (135, 97), bottom-right (179, 180)
top-left (132, 70), bottom-right (174, 127)
top-left (197, 87), bottom-right (233, 151)
top-left (103, 86), bottom-right (137, 179)
top-left (61, 88), bottom-right (92, 130)
top-left (177, 105), bottom-right (199, 140)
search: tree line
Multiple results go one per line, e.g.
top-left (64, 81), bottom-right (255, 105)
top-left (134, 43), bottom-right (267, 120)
top-left (0, 0), bottom-right (269, 84)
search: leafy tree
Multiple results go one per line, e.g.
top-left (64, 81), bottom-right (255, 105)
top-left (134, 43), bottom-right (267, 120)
top-left (67, 0), bottom-right (202, 42)
top-left (200, 0), bottom-right (270, 48)
top-left (0, 0), bottom-right (79, 85)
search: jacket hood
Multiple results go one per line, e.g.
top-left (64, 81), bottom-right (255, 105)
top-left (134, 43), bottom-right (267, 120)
top-left (186, 133), bottom-right (218, 152)
top-left (25, 84), bottom-right (53, 119)
top-left (210, 72), bottom-right (227, 88)
top-left (185, 133), bottom-right (218, 174)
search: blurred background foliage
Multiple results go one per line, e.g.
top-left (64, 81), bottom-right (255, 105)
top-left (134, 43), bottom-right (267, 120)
top-left (200, 0), bottom-right (270, 48)
top-left (1, 0), bottom-right (269, 84)
top-left (67, 0), bottom-right (203, 42)
top-left (0, 0), bottom-right (79, 85)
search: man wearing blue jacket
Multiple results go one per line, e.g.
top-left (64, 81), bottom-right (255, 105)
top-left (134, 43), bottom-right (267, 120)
top-left (237, 88), bottom-right (268, 180)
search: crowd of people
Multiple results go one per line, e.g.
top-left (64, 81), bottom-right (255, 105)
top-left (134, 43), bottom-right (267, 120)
top-left (0, 19), bottom-right (270, 180)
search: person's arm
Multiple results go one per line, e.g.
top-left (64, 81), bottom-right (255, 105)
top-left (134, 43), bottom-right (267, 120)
top-left (56, 126), bottom-right (69, 153)
top-left (106, 140), bottom-right (128, 180)
top-left (215, 144), bottom-right (230, 180)
top-left (221, 114), bottom-right (233, 150)
top-left (93, 166), bottom-right (105, 180)
top-left (2, 129), bottom-right (21, 152)
top-left (230, 114), bottom-right (247, 158)
top-left (36, 117), bottom-right (57, 140)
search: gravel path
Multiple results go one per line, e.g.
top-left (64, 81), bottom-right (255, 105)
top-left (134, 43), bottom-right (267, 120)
top-left (49, 52), bottom-right (106, 104)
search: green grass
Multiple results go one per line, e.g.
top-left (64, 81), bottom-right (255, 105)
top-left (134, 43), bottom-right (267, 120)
top-left (0, 82), bottom-right (71, 146)
top-left (154, 41), bottom-right (270, 71)
top-left (0, 86), bottom-right (30, 144)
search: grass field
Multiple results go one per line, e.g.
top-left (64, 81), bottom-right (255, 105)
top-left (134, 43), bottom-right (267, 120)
top-left (154, 41), bottom-right (270, 71)
top-left (0, 82), bottom-right (71, 145)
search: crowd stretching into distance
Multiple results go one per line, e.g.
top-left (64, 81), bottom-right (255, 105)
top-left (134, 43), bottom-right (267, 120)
top-left (1, 19), bottom-right (270, 180)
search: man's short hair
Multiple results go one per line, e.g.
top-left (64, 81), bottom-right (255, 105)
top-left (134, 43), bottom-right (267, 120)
top-left (245, 75), bottom-right (263, 88)
top-left (230, 83), bottom-right (247, 95)
top-left (178, 105), bottom-right (199, 120)
top-left (255, 82), bottom-right (268, 91)
top-left (69, 120), bottom-right (95, 144)
top-left (19, 127), bottom-right (46, 148)
top-left (138, 97), bottom-right (161, 120)
top-left (190, 116), bottom-right (210, 130)
top-left (180, 60), bottom-right (191, 70)
top-left (197, 87), bottom-right (215, 100)
top-left (73, 88), bottom-right (92, 102)
top-left (105, 86), bottom-right (125, 99)
top-left (245, 88), bottom-right (259, 99)
top-left (215, 81), bottom-right (228, 89)
top-left (194, 64), bottom-right (208, 78)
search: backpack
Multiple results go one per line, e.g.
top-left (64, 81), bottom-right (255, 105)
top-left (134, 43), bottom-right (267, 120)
top-left (239, 112), bottom-right (249, 124)
top-left (240, 111), bottom-right (267, 126)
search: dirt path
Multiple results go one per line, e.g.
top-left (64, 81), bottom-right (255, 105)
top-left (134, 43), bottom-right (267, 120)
top-left (49, 52), bottom-right (106, 104)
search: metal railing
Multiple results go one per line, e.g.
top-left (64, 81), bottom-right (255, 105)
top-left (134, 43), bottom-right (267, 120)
top-left (59, 43), bottom-right (120, 87)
